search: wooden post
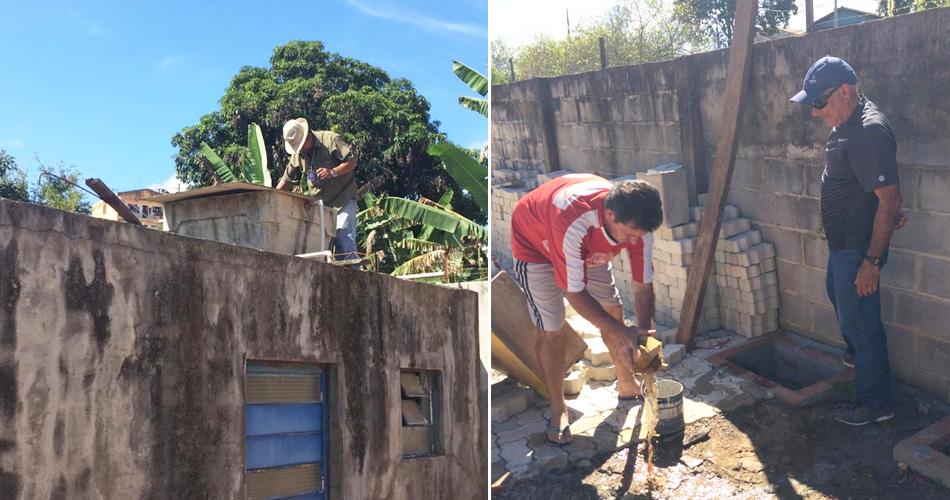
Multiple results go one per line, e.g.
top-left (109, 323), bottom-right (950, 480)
top-left (599, 37), bottom-right (607, 69)
top-left (805, 0), bottom-right (814, 31)
top-left (85, 178), bottom-right (142, 225)
top-left (675, 0), bottom-right (758, 349)
top-left (509, 57), bottom-right (515, 82)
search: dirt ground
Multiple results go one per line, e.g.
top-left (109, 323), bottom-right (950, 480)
top-left (494, 383), bottom-right (950, 499)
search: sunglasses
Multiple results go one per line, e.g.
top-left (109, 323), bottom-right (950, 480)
top-left (811, 86), bottom-right (840, 110)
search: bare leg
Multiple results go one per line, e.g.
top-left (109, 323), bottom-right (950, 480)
top-left (602, 304), bottom-right (641, 398)
top-left (537, 329), bottom-right (571, 443)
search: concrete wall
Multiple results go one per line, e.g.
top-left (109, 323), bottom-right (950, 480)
top-left (0, 199), bottom-right (485, 499)
top-left (491, 8), bottom-right (950, 400)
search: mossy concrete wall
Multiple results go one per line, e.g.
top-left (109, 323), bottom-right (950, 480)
top-left (0, 199), bottom-right (485, 499)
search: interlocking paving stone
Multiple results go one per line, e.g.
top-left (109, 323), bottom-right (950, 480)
top-left (531, 444), bottom-right (570, 471)
top-left (493, 415), bottom-right (521, 433)
top-left (514, 407), bottom-right (545, 425)
top-left (683, 397), bottom-right (720, 424)
top-left (499, 438), bottom-right (533, 470)
top-left (496, 418), bottom-right (548, 445)
top-left (564, 437), bottom-right (598, 463)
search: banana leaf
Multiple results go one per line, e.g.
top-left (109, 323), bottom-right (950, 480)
top-left (396, 238), bottom-right (444, 253)
top-left (199, 142), bottom-right (237, 183)
top-left (428, 142), bottom-right (488, 213)
top-left (453, 60), bottom-right (488, 97)
top-left (458, 96), bottom-right (488, 118)
top-left (378, 196), bottom-right (460, 234)
top-left (438, 188), bottom-right (454, 210)
top-left (392, 249), bottom-right (446, 276)
top-left (246, 123), bottom-right (270, 187)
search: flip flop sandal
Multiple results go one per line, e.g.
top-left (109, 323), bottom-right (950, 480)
top-left (546, 425), bottom-right (573, 445)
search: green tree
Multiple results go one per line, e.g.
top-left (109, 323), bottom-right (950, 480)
top-left (0, 150), bottom-right (30, 202)
top-left (676, 0), bottom-right (797, 48)
top-left (171, 40), bottom-right (484, 224)
top-left (876, 0), bottom-right (950, 16)
top-left (497, 0), bottom-right (711, 81)
top-left (33, 158), bottom-right (91, 214)
top-left (491, 38), bottom-right (513, 85)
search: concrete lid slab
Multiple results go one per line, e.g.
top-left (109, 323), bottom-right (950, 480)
top-left (147, 182), bottom-right (318, 204)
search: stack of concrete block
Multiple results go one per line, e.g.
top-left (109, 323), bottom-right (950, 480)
top-left (712, 211), bottom-right (780, 338)
top-left (491, 168), bottom-right (538, 188)
top-left (637, 163), bottom-right (689, 228)
top-left (491, 185), bottom-right (531, 271)
top-left (652, 227), bottom-right (722, 333)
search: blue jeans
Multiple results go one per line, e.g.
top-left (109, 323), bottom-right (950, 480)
top-left (825, 248), bottom-right (890, 411)
top-left (333, 199), bottom-right (358, 261)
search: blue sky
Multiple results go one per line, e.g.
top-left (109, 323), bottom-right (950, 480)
top-left (0, 0), bottom-right (488, 194)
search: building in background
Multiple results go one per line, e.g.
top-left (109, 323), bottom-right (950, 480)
top-left (90, 188), bottom-right (166, 229)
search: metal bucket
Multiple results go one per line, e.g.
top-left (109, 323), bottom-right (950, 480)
top-left (655, 379), bottom-right (685, 443)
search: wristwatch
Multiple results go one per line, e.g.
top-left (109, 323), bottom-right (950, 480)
top-left (330, 168), bottom-right (338, 178)
top-left (864, 255), bottom-right (882, 266)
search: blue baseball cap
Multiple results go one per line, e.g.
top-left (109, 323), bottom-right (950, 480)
top-left (790, 56), bottom-right (858, 104)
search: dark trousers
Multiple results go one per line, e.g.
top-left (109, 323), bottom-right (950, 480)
top-left (825, 248), bottom-right (891, 411)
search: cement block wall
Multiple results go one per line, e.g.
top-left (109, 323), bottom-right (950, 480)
top-left (0, 199), bottom-right (485, 499)
top-left (490, 8), bottom-right (950, 400)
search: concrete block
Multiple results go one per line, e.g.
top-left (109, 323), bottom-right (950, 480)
top-left (583, 337), bottom-right (613, 366)
top-left (736, 243), bottom-right (776, 267)
top-left (582, 360), bottom-right (617, 381)
top-left (720, 218), bottom-right (751, 238)
top-left (662, 344), bottom-right (686, 365)
top-left (492, 387), bottom-right (535, 422)
top-left (690, 206), bottom-right (704, 222)
top-left (880, 249), bottom-right (917, 290)
top-left (802, 233), bottom-right (827, 269)
top-left (636, 163), bottom-right (689, 228)
top-left (723, 205), bottom-right (740, 221)
top-left (723, 230), bottom-right (762, 253)
top-left (698, 193), bottom-right (707, 206)
top-left (563, 369), bottom-right (590, 396)
top-left (739, 271), bottom-right (777, 292)
top-left (656, 327), bottom-right (678, 345)
top-left (920, 256), bottom-right (950, 301)
top-left (764, 162), bottom-right (805, 195)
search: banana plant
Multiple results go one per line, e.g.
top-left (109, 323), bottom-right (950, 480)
top-left (358, 189), bottom-right (487, 281)
top-left (453, 60), bottom-right (487, 117)
top-left (199, 123), bottom-right (271, 187)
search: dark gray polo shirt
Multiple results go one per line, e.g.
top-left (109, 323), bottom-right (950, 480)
top-left (820, 97), bottom-right (899, 251)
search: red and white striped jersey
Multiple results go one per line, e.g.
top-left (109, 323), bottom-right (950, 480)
top-left (511, 173), bottom-right (653, 292)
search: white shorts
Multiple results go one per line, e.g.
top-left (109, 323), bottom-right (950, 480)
top-left (513, 259), bottom-right (621, 332)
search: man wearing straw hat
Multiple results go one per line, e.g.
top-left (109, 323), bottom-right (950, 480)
top-left (276, 117), bottom-right (359, 260)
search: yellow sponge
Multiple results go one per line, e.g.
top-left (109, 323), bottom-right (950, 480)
top-left (635, 335), bottom-right (667, 372)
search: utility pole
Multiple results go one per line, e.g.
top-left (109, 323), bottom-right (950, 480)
top-left (508, 57), bottom-right (515, 82)
top-left (566, 8), bottom-right (571, 37)
top-left (599, 37), bottom-right (607, 69)
top-left (834, 0), bottom-right (838, 27)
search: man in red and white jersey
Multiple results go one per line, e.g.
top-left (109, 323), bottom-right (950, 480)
top-left (510, 173), bottom-right (663, 444)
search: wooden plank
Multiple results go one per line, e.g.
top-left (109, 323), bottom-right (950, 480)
top-left (490, 271), bottom-right (587, 400)
top-left (675, 0), bottom-right (759, 350)
top-left (85, 178), bottom-right (142, 225)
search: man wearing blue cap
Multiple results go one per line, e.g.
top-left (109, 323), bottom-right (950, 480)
top-left (790, 56), bottom-right (907, 425)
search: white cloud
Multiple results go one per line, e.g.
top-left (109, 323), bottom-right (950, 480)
top-left (148, 174), bottom-right (184, 193)
top-left (0, 140), bottom-right (24, 148)
top-left (346, 0), bottom-right (486, 38)
top-left (158, 55), bottom-right (182, 70)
